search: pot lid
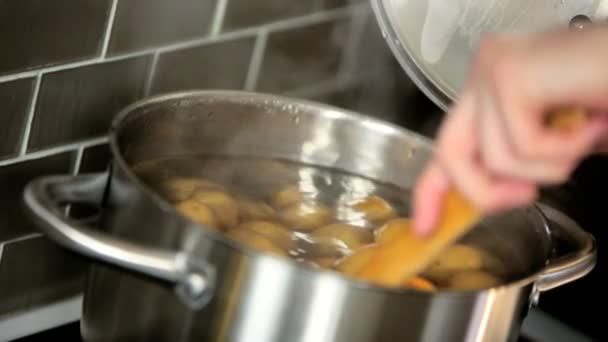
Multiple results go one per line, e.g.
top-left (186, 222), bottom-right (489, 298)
top-left (371, 0), bottom-right (608, 111)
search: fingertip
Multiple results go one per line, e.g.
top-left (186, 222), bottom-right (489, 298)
top-left (588, 113), bottom-right (608, 139)
top-left (486, 180), bottom-right (538, 213)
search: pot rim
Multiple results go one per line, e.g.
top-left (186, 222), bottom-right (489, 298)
top-left (105, 89), bottom-right (569, 298)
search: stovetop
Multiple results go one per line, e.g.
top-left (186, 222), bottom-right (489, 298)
top-left (11, 321), bottom-right (541, 342)
top-left (13, 322), bottom-right (82, 341)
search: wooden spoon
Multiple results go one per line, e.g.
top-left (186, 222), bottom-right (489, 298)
top-left (355, 107), bottom-right (588, 287)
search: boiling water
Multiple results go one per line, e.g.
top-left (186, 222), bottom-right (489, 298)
top-left (132, 155), bottom-right (507, 291)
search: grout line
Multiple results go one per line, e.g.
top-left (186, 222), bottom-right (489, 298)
top-left (19, 74), bottom-right (42, 156)
top-left (0, 50), bottom-right (153, 84)
top-left (0, 136), bottom-right (109, 168)
top-left (100, 0), bottom-right (119, 58)
top-left (284, 74), bottom-right (361, 98)
top-left (143, 51), bottom-right (160, 96)
top-left (244, 30), bottom-right (268, 91)
top-left (263, 4), bottom-right (356, 33)
top-left (0, 5), bottom-right (357, 85)
top-left (0, 233), bottom-right (44, 246)
top-left (71, 145), bottom-right (86, 176)
top-left (156, 26), bottom-right (259, 53)
top-left (210, 0), bottom-right (229, 35)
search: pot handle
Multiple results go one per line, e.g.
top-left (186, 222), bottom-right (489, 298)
top-left (534, 203), bottom-right (597, 292)
top-left (23, 173), bottom-right (213, 309)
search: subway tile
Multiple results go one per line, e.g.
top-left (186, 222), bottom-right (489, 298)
top-left (80, 144), bottom-right (112, 174)
top-left (68, 144), bottom-right (112, 220)
top-left (108, 0), bottom-right (217, 55)
top-left (28, 57), bottom-right (151, 151)
top-left (222, 0), bottom-right (359, 31)
top-left (0, 1), bottom-right (111, 75)
top-left (0, 236), bottom-right (87, 317)
top-left (222, 1), bottom-right (313, 31)
top-left (0, 153), bottom-right (73, 243)
top-left (256, 18), bottom-right (352, 93)
top-left (150, 37), bottom-right (255, 94)
top-left (0, 79), bottom-right (35, 160)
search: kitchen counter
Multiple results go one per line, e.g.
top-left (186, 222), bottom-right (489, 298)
top-left (7, 306), bottom-right (593, 342)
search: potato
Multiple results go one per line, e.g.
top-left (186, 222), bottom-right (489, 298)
top-left (271, 185), bottom-right (303, 209)
top-left (310, 257), bottom-right (338, 269)
top-left (312, 224), bottom-right (371, 251)
top-left (281, 202), bottom-right (332, 231)
top-left (191, 191), bottom-right (239, 229)
top-left (479, 250), bottom-right (508, 277)
top-left (336, 246), bottom-right (377, 277)
top-left (295, 235), bottom-right (347, 259)
top-left (425, 244), bottom-right (483, 281)
top-left (237, 197), bottom-right (276, 221)
top-left (161, 178), bottom-right (222, 202)
top-left (131, 160), bottom-right (162, 179)
top-left (176, 200), bottom-right (218, 230)
top-left (255, 160), bottom-right (298, 184)
top-left (448, 271), bottom-right (500, 290)
top-left (404, 276), bottom-right (435, 292)
top-left (350, 195), bottom-right (396, 222)
top-left (374, 218), bottom-right (412, 244)
top-left (238, 221), bottom-right (294, 250)
top-left (297, 258), bottom-right (321, 269)
top-left (226, 229), bottom-right (286, 257)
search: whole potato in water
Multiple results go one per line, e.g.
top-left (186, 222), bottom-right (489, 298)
top-left (448, 270), bottom-right (500, 290)
top-left (237, 197), bottom-right (276, 221)
top-left (281, 201), bottom-right (331, 231)
top-left (479, 250), bottom-right (508, 278)
top-left (226, 229), bottom-right (286, 257)
top-left (424, 244), bottom-right (483, 282)
top-left (176, 200), bottom-right (218, 230)
top-left (312, 224), bottom-right (371, 251)
top-left (161, 178), bottom-right (222, 202)
top-left (132, 160), bottom-right (163, 179)
top-left (336, 246), bottom-right (377, 277)
top-left (350, 195), bottom-right (396, 223)
top-left (374, 218), bottom-right (412, 244)
top-left (238, 221), bottom-right (294, 250)
top-left (271, 185), bottom-right (302, 209)
top-left (309, 257), bottom-right (337, 269)
top-left (191, 191), bottom-right (239, 229)
top-left (404, 276), bottom-right (436, 292)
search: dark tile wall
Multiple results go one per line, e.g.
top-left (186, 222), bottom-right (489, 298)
top-left (28, 57), bottom-right (151, 151)
top-left (150, 36), bottom-right (256, 94)
top-left (0, 1), bottom-right (111, 76)
top-left (0, 237), bottom-right (86, 317)
top-left (80, 144), bottom-right (112, 174)
top-left (222, 0), bottom-right (359, 31)
top-left (257, 18), bottom-right (351, 93)
top-left (0, 153), bottom-right (74, 242)
top-left (0, 0), bottom-right (440, 327)
top-left (0, 78), bottom-right (35, 160)
top-left (108, 0), bottom-right (217, 55)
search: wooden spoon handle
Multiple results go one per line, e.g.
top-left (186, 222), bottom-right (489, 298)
top-left (355, 107), bottom-right (587, 288)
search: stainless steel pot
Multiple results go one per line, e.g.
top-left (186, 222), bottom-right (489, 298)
top-left (23, 91), bottom-right (596, 342)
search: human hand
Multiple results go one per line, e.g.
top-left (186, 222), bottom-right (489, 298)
top-left (412, 25), bottom-right (608, 236)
